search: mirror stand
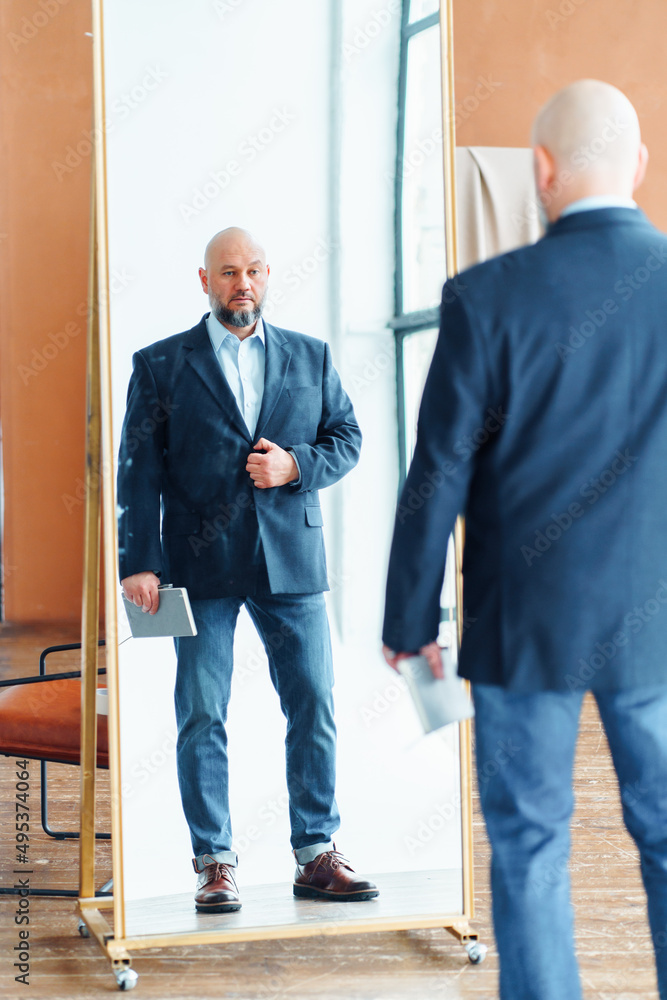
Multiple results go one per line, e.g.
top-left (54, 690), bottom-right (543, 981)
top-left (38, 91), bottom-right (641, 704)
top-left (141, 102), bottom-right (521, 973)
top-left (75, 0), bottom-right (485, 990)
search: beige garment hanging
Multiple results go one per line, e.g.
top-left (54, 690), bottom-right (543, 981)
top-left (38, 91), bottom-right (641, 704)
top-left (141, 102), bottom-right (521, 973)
top-left (455, 146), bottom-right (544, 270)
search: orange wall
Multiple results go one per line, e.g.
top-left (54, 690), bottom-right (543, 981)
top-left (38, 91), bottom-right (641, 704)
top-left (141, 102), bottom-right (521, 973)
top-left (453, 0), bottom-right (667, 227)
top-left (0, 0), bottom-right (93, 621)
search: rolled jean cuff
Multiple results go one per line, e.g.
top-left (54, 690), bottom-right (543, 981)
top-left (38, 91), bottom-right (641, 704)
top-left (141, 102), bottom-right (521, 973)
top-left (192, 850), bottom-right (238, 873)
top-left (293, 840), bottom-right (335, 865)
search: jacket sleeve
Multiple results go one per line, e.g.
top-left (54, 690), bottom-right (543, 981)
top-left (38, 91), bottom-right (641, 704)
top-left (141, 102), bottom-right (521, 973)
top-left (117, 351), bottom-right (166, 581)
top-left (288, 342), bottom-right (362, 492)
top-left (382, 281), bottom-right (494, 652)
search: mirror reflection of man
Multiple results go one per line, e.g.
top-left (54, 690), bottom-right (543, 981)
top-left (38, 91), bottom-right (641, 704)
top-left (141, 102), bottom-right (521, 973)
top-left (118, 227), bottom-right (378, 912)
top-left (383, 80), bottom-right (667, 999)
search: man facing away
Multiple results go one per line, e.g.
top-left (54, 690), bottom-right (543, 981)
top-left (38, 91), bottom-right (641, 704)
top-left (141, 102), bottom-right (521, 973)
top-left (118, 227), bottom-right (378, 912)
top-left (383, 80), bottom-right (667, 999)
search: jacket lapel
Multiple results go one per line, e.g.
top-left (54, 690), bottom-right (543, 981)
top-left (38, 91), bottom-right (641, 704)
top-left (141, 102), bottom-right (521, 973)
top-left (183, 316), bottom-right (251, 440)
top-left (253, 322), bottom-right (292, 443)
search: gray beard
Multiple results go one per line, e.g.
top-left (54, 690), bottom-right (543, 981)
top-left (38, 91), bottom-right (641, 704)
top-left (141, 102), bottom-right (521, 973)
top-left (213, 303), bottom-right (262, 327)
top-left (211, 290), bottom-right (266, 329)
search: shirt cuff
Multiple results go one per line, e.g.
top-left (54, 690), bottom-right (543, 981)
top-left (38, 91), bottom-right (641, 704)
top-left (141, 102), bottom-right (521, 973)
top-left (286, 448), bottom-right (302, 486)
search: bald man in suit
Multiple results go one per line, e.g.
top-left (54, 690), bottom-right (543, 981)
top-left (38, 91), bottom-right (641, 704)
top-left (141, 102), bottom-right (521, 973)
top-left (384, 81), bottom-right (667, 999)
top-left (119, 228), bottom-right (378, 912)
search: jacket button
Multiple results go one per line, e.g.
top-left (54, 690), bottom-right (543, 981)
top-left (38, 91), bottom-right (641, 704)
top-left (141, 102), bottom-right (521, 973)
top-left (249, 503), bottom-right (256, 510)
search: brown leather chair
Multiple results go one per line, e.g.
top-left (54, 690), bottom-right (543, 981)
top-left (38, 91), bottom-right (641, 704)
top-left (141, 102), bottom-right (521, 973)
top-left (0, 642), bottom-right (111, 897)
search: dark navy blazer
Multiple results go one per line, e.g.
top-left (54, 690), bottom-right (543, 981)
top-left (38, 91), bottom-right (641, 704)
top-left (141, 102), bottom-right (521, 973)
top-left (117, 316), bottom-right (361, 598)
top-left (383, 208), bottom-right (667, 691)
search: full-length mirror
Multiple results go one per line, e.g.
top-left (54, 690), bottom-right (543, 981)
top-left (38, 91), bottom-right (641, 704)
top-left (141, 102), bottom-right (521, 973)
top-left (98, 0), bottom-right (470, 941)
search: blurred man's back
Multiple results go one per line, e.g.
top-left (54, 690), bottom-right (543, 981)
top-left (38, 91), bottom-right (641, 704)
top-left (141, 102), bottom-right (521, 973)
top-left (383, 80), bottom-right (667, 1000)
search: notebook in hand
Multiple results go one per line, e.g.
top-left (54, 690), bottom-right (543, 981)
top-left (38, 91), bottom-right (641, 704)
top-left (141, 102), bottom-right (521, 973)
top-left (121, 585), bottom-right (197, 638)
top-left (397, 646), bottom-right (474, 733)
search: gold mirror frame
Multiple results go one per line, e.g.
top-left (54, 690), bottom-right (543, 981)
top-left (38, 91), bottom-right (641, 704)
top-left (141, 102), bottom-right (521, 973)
top-left (76, 0), bottom-right (478, 983)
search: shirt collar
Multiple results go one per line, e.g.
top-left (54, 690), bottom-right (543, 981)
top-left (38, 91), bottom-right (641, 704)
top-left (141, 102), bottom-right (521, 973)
top-left (206, 310), bottom-right (265, 352)
top-left (559, 195), bottom-right (638, 219)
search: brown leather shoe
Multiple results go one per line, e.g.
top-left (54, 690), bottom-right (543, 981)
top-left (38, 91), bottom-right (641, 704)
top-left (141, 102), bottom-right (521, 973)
top-left (194, 857), bottom-right (241, 913)
top-left (293, 846), bottom-right (379, 902)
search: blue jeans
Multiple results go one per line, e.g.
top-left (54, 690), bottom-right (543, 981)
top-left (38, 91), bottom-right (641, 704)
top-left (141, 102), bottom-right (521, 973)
top-left (174, 592), bottom-right (340, 868)
top-left (473, 683), bottom-right (667, 1000)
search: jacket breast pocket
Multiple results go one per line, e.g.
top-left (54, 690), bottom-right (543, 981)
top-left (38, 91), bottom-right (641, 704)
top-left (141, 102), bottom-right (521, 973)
top-left (305, 505), bottom-right (323, 527)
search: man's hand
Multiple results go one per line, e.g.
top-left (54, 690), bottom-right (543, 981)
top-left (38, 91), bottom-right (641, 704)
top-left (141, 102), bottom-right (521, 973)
top-left (246, 437), bottom-right (298, 489)
top-left (121, 571), bottom-right (161, 614)
top-left (382, 640), bottom-right (444, 679)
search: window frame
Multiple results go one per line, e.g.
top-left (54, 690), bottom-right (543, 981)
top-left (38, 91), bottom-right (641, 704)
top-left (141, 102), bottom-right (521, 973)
top-left (392, 2), bottom-right (458, 631)
top-left (392, 2), bottom-right (442, 483)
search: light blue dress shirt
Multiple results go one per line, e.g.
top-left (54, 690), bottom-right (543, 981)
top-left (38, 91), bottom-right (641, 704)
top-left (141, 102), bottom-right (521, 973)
top-left (206, 310), bottom-right (302, 484)
top-left (207, 311), bottom-right (266, 437)
top-left (560, 195), bottom-right (638, 218)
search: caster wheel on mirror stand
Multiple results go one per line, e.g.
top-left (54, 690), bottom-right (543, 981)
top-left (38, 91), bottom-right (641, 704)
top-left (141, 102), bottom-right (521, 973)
top-left (113, 966), bottom-right (139, 990)
top-left (465, 941), bottom-right (488, 964)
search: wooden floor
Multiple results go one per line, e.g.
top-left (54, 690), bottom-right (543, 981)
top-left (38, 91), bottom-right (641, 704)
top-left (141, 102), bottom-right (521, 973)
top-left (0, 621), bottom-right (659, 998)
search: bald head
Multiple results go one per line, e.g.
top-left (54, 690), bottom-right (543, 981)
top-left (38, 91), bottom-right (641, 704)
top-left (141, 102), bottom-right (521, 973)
top-left (203, 227), bottom-right (266, 270)
top-left (199, 227), bottom-right (270, 338)
top-left (532, 80), bottom-right (648, 220)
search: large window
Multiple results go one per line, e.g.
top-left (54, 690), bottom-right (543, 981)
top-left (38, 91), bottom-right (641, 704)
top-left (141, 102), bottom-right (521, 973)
top-left (392, 1), bottom-right (445, 481)
top-left (393, 2), bottom-right (457, 637)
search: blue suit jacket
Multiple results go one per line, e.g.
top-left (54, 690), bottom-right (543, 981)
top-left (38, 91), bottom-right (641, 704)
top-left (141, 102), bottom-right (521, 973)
top-left (117, 315), bottom-right (361, 598)
top-left (383, 207), bottom-right (667, 692)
